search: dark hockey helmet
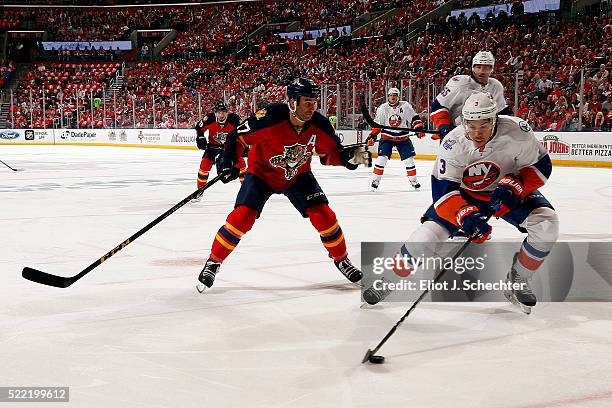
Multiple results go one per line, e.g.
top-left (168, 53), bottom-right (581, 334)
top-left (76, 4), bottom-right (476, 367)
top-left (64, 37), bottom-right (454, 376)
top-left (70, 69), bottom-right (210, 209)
top-left (286, 78), bottom-right (320, 102)
top-left (214, 100), bottom-right (228, 112)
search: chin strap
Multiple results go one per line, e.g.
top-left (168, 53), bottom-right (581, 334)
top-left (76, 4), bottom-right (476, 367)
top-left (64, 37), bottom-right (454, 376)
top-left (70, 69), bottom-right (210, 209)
top-left (288, 100), bottom-right (308, 125)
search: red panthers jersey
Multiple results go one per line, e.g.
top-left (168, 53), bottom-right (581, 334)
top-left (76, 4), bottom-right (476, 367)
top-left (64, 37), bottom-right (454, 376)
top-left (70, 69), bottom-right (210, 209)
top-left (228, 103), bottom-right (343, 191)
top-left (201, 112), bottom-right (241, 148)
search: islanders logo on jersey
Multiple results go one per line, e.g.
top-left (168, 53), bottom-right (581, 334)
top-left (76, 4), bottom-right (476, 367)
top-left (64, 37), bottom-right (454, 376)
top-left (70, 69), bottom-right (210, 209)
top-left (462, 161), bottom-right (501, 190)
top-left (212, 131), bottom-right (228, 145)
top-left (388, 114), bottom-right (402, 128)
top-left (269, 140), bottom-right (314, 180)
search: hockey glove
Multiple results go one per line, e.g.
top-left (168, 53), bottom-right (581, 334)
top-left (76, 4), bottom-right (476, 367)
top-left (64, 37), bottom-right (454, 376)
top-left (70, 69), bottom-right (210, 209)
top-left (340, 146), bottom-right (372, 170)
top-left (432, 124), bottom-right (450, 141)
top-left (366, 133), bottom-right (378, 147)
top-left (456, 205), bottom-right (492, 244)
top-left (488, 175), bottom-right (524, 216)
top-left (195, 120), bottom-right (208, 150)
top-left (412, 120), bottom-right (426, 139)
top-left (219, 155), bottom-right (240, 184)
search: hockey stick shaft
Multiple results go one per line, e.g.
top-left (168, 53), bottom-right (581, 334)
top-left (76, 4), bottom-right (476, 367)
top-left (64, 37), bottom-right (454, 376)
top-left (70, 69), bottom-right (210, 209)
top-left (0, 159), bottom-right (21, 171)
top-left (342, 133), bottom-right (378, 150)
top-left (359, 94), bottom-right (440, 134)
top-left (22, 174), bottom-right (224, 288)
top-left (365, 220), bottom-right (491, 358)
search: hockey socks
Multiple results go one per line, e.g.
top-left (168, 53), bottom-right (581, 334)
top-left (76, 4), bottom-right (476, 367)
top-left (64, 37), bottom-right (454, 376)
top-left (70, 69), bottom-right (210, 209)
top-left (307, 204), bottom-right (348, 261)
top-left (403, 157), bottom-right (420, 189)
top-left (210, 206), bottom-right (258, 262)
top-left (197, 157), bottom-right (215, 189)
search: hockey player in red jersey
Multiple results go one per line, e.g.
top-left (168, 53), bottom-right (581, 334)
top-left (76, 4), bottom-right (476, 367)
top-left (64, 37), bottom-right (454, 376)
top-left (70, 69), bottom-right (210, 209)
top-left (193, 100), bottom-right (246, 201)
top-left (196, 78), bottom-right (371, 293)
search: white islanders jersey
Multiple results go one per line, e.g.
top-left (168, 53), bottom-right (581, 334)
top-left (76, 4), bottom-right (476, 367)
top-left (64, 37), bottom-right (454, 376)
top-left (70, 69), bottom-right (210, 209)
top-left (374, 101), bottom-right (419, 139)
top-left (436, 75), bottom-right (508, 126)
top-left (433, 116), bottom-right (548, 194)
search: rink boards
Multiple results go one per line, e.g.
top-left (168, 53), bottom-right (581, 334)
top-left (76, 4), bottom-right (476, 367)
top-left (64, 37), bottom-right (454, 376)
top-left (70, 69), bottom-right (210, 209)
top-left (1, 128), bottom-right (611, 167)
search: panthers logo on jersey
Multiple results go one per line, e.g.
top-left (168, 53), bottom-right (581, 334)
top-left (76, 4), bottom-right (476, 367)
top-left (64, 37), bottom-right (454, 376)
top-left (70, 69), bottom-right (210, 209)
top-left (212, 131), bottom-right (228, 145)
top-left (270, 142), bottom-right (313, 180)
top-left (389, 114), bottom-right (402, 127)
top-left (462, 161), bottom-right (501, 190)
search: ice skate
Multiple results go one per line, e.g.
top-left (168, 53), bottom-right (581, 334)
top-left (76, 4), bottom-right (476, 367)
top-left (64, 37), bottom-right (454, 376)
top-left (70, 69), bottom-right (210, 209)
top-left (361, 277), bottom-right (392, 306)
top-left (371, 179), bottom-right (380, 191)
top-left (196, 258), bottom-right (221, 293)
top-left (409, 177), bottom-right (420, 190)
top-left (334, 257), bottom-right (363, 284)
top-left (503, 258), bottom-right (537, 314)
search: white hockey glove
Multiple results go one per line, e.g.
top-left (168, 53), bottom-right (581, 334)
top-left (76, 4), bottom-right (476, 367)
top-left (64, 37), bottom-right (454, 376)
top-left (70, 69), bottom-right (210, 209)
top-left (340, 146), bottom-right (372, 169)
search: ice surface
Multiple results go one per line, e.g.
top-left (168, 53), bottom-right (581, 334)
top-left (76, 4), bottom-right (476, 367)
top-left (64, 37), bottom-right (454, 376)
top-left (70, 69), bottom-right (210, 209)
top-left (1, 145), bottom-right (612, 408)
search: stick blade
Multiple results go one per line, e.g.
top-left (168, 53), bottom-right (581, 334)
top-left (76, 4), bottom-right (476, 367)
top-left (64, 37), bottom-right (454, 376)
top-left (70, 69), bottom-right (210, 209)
top-left (361, 349), bottom-right (374, 364)
top-left (22, 267), bottom-right (72, 288)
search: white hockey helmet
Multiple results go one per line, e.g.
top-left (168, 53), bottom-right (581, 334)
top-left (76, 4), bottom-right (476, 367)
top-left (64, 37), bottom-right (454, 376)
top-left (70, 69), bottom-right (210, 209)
top-left (462, 92), bottom-right (497, 121)
top-left (387, 87), bottom-right (400, 96)
top-left (472, 51), bottom-right (495, 70)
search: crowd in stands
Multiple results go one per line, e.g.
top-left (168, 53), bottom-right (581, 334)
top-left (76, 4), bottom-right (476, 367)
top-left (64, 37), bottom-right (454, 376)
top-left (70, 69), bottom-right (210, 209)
top-left (1, 61), bottom-right (15, 89)
top-left (2, 2), bottom-right (611, 131)
top-left (354, 0), bottom-right (445, 39)
top-left (8, 62), bottom-right (121, 128)
top-left (8, 8), bottom-right (166, 40)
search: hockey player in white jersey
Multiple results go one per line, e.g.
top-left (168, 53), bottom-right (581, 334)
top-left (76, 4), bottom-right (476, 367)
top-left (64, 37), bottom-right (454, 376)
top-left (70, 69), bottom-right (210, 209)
top-left (370, 87), bottom-right (426, 191)
top-left (430, 51), bottom-right (513, 140)
top-left (397, 92), bottom-right (559, 314)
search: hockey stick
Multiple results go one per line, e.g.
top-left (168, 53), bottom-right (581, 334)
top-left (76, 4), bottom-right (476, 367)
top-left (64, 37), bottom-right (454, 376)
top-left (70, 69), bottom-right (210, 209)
top-left (359, 94), bottom-right (440, 135)
top-left (0, 159), bottom-right (23, 171)
top-left (362, 217), bottom-right (491, 364)
top-left (22, 174), bottom-right (224, 288)
top-left (341, 132), bottom-right (378, 150)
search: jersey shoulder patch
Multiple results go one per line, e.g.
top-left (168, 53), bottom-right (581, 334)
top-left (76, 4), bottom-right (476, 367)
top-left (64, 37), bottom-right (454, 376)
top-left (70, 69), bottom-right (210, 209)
top-left (237, 103), bottom-right (287, 134)
top-left (442, 138), bottom-right (457, 151)
top-left (202, 113), bottom-right (215, 126)
top-left (498, 116), bottom-right (533, 139)
top-left (519, 120), bottom-right (532, 132)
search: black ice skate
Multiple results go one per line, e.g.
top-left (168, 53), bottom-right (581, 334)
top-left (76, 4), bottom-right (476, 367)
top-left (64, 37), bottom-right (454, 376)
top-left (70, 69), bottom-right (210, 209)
top-left (371, 179), bottom-right (380, 191)
top-left (335, 258), bottom-right (363, 284)
top-left (196, 259), bottom-right (221, 293)
top-left (503, 259), bottom-right (537, 315)
top-left (409, 177), bottom-right (421, 190)
top-left (362, 277), bottom-right (391, 306)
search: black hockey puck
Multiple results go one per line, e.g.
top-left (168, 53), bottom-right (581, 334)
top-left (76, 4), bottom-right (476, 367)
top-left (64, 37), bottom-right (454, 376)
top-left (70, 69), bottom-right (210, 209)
top-left (369, 355), bottom-right (385, 364)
